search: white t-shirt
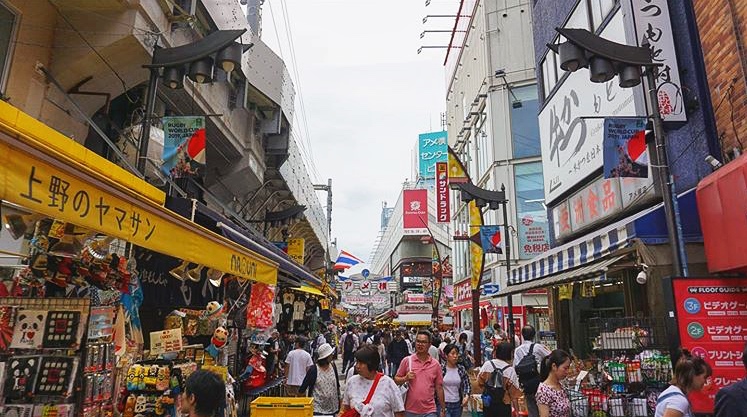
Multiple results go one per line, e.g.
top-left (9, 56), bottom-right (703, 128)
top-left (428, 345), bottom-right (440, 360)
top-left (343, 374), bottom-right (405, 417)
top-left (285, 348), bottom-right (313, 386)
top-left (479, 359), bottom-right (519, 388)
top-left (443, 366), bottom-right (462, 403)
top-left (655, 386), bottom-right (692, 417)
top-left (513, 341), bottom-right (551, 371)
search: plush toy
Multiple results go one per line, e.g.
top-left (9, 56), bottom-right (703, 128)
top-left (205, 326), bottom-right (229, 359)
top-left (203, 301), bottom-right (224, 319)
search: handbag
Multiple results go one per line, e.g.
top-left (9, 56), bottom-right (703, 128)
top-left (399, 356), bottom-right (412, 402)
top-left (340, 372), bottom-right (383, 417)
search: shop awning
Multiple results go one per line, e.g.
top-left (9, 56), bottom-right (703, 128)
top-left (293, 285), bottom-right (324, 297)
top-left (164, 197), bottom-right (323, 287)
top-left (696, 153), bottom-right (747, 273)
top-left (508, 189), bottom-right (700, 286)
top-left (0, 101), bottom-right (278, 284)
top-left (498, 254), bottom-right (627, 296)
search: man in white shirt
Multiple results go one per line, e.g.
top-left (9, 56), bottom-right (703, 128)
top-left (284, 338), bottom-right (313, 396)
top-left (513, 325), bottom-right (551, 417)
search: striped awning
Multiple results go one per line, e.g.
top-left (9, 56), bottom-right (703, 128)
top-left (509, 198), bottom-right (672, 286)
top-left (498, 255), bottom-right (628, 296)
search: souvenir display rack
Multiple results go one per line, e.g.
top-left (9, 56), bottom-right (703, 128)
top-left (0, 297), bottom-right (92, 417)
top-left (561, 317), bottom-right (673, 417)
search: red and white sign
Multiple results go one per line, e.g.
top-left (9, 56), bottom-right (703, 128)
top-left (403, 189), bottom-right (428, 235)
top-left (435, 162), bottom-right (450, 223)
top-left (406, 293), bottom-right (426, 304)
top-left (454, 280), bottom-right (472, 304)
top-left (672, 277), bottom-right (747, 414)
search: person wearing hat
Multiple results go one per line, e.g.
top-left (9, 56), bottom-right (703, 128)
top-left (299, 343), bottom-right (341, 416)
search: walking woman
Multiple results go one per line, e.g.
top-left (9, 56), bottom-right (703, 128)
top-left (655, 350), bottom-right (712, 417)
top-left (536, 349), bottom-right (572, 417)
top-left (342, 345), bottom-right (404, 417)
top-left (457, 332), bottom-right (474, 369)
top-left (299, 343), bottom-right (341, 416)
top-left (441, 344), bottom-right (471, 417)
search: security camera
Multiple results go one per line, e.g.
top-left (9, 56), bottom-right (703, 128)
top-left (705, 155), bottom-right (723, 169)
top-left (636, 263), bottom-right (649, 285)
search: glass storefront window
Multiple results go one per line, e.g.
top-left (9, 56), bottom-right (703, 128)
top-left (514, 162), bottom-right (550, 259)
top-left (510, 85), bottom-right (541, 158)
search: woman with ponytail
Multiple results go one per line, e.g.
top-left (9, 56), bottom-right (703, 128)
top-left (535, 349), bottom-right (571, 417)
top-left (655, 349), bottom-right (712, 417)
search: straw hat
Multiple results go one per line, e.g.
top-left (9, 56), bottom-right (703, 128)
top-left (316, 343), bottom-right (335, 360)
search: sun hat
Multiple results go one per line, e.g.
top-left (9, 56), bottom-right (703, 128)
top-left (316, 343), bottom-right (335, 360)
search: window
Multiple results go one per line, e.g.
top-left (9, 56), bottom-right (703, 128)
top-left (0, 2), bottom-right (17, 94)
top-left (590, 0), bottom-right (616, 31)
top-left (514, 163), bottom-right (550, 259)
top-left (510, 85), bottom-right (541, 158)
top-left (566, 0), bottom-right (590, 30)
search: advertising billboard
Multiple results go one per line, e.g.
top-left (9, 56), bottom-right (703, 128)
top-left (418, 131), bottom-right (448, 180)
top-left (403, 189), bottom-right (429, 235)
top-left (435, 162), bottom-right (450, 222)
top-left (672, 277), bottom-right (747, 414)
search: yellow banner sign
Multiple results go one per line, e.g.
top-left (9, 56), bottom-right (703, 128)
top-left (469, 200), bottom-right (484, 290)
top-left (287, 238), bottom-right (305, 264)
top-left (0, 138), bottom-right (277, 285)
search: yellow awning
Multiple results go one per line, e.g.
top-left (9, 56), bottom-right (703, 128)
top-left (0, 102), bottom-right (278, 285)
top-left (332, 308), bottom-right (348, 318)
top-left (293, 285), bottom-right (324, 297)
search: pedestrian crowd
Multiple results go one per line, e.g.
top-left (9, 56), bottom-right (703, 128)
top-left (266, 323), bottom-right (747, 417)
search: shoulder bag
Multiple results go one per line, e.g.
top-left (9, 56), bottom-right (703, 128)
top-left (340, 372), bottom-right (383, 417)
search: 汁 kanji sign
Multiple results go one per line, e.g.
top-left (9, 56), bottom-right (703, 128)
top-left (672, 277), bottom-right (747, 414)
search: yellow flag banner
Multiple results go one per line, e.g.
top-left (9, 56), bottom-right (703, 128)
top-left (287, 238), bottom-right (305, 264)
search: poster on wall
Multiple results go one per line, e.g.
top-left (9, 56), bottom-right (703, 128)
top-left (162, 116), bottom-right (207, 178)
top-left (603, 117), bottom-right (649, 179)
top-left (672, 277), bottom-right (747, 413)
top-left (403, 189), bottom-right (428, 235)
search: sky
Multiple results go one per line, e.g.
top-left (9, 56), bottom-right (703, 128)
top-left (261, 0), bottom-right (456, 261)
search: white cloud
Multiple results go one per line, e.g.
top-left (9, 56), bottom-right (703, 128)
top-left (263, 0), bottom-right (455, 260)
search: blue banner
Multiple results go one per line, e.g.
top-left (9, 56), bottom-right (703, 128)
top-left (479, 225), bottom-right (504, 254)
top-left (603, 117), bottom-right (648, 179)
top-left (418, 131), bottom-right (448, 180)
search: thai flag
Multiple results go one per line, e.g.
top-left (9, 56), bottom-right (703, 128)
top-left (333, 250), bottom-right (364, 271)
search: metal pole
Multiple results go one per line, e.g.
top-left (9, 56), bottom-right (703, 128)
top-left (501, 184), bottom-right (516, 348)
top-left (137, 68), bottom-right (159, 175)
top-left (645, 68), bottom-right (688, 277)
top-left (471, 287), bottom-right (482, 364)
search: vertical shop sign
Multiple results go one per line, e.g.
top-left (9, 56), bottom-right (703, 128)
top-left (418, 131), bottom-right (448, 180)
top-left (403, 189), bottom-right (429, 235)
top-left (435, 162), bottom-right (450, 222)
top-left (162, 116), bottom-right (206, 178)
top-left (672, 277), bottom-right (747, 413)
top-left (287, 238), bottom-right (305, 264)
top-left (454, 280), bottom-right (472, 305)
top-left (628, 0), bottom-right (686, 122)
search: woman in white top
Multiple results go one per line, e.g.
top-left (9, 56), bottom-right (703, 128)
top-left (655, 350), bottom-right (712, 417)
top-left (299, 343), bottom-right (340, 416)
top-left (342, 345), bottom-right (404, 417)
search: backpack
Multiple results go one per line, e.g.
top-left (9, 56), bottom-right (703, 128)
top-left (515, 343), bottom-right (541, 395)
top-left (483, 360), bottom-right (509, 407)
top-left (343, 332), bottom-right (355, 354)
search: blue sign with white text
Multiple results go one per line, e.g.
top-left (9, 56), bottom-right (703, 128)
top-left (418, 131), bottom-right (448, 180)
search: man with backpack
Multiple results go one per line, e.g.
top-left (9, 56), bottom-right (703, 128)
top-left (478, 341), bottom-right (522, 417)
top-left (340, 324), bottom-right (359, 375)
top-left (513, 325), bottom-right (551, 417)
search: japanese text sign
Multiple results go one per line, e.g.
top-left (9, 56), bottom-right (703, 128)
top-left (0, 140), bottom-right (277, 285)
top-left (672, 277), bottom-right (747, 413)
top-left (287, 238), bottom-right (305, 265)
top-left (454, 279), bottom-right (472, 304)
top-left (435, 162), bottom-right (450, 222)
top-left (418, 131), bottom-right (447, 179)
top-left (403, 189), bottom-right (429, 235)
top-left (150, 328), bottom-right (183, 355)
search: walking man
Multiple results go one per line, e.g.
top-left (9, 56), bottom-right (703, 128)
top-left (395, 330), bottom-right (446, 417)
top-left (513, 325), bottom-right (551, 417)
top-left (179, 369), bottom-right (226, 417)
top-left (340, 324), bottom-right (359, 375)
top-left (387, 329), bottom-right (410, 378)
top-left (285, 337), bottom-right (314, 396)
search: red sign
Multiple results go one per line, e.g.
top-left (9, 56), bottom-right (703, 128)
top-left (454, 279), bottom-right (472, 304)
top-left (672, 277), bottom-right (747, 414)
top-left (435, 162), bottom-right (450, 223)
top-left (403, 189), bottom-right (428, 235)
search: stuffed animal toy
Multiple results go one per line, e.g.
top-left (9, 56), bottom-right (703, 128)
top-left (203, 301), bottom-right (223, 319)
top-left (205, 326), bottom-right (228, 359)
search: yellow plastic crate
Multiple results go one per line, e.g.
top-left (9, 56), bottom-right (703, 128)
top-left (250, 397), bottom-right (313, 417)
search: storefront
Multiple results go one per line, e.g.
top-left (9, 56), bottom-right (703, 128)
top-left (0, 101), bottom-right (290, 416)
top-left (497, 190), bottom-right (705, 416)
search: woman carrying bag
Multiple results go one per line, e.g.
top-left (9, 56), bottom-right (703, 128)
top-left (441, 344), bottom-right (472, 417)
top-left (655, 350), bottom-right (712, 417)
top-left (299, 343), bottom-right (341, 416)
top-left (342, 345), bottom-right (404, 417)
